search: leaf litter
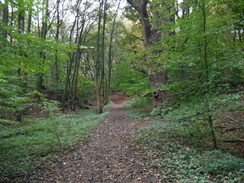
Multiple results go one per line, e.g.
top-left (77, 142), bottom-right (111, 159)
top-left (26, 102), bottom-right (163, 183)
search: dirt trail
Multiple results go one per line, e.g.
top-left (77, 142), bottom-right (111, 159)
top-left (28, 94), bottom-right (162, 183)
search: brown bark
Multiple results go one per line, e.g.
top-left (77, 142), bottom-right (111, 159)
top-left (61, 14), bottom-right (77, 109)
top-left (105, 0), bottom-right (121, 104)
top-left (127, 0), bottom-right (173, 108)
top-left (54, 0), bottom-right (61, 86)
top-left (37, 0), bottom-right (49, 91)
top-left (62, 0), bottom-right (85, 110)
top-left (201, 0), bottom-right (217, 149)
top-left (95, 0), bottom-right (107, 114)
top-left (2, 1), bottom-right (9, 38)
top-left (149, 70), bottom-right (167, 107)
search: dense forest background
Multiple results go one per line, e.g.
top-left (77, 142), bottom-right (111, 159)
top-left (0, 0), bottom-right (243, 182)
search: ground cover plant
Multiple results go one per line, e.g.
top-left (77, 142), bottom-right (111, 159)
top-left (0, 107), bottom-right (108, 182)
top-left (134, 118), bottom-right (244, 183)
top-left (126, 91), bottom-right (244, 183)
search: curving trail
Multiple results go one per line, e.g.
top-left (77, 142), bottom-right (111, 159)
top-left (28, 94), bottom-right (162, 183)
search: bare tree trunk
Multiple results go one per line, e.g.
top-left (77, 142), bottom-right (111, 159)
top-left (21, 7), bottom-right (33, 90)
top-left (237, 29), bottom-right (242, 42)
top-left (61, 0), bottom-right (86, 110)
top-left (106, 0), bottom-right (121, 104)
top-left (54, 0), bottom-right (61, 87)
top-left (95, 0), bottom-right (105, 114)
top-left (62, 16), bottom-right (77, 109)
top-left (2, 0), bottom-right (8, 38)
top-left (201, 0), bottom-right (217, 149)
top-left (37, 0), bottom-right (49, 91)
top-left (17, 2), bottom-right (25, 77)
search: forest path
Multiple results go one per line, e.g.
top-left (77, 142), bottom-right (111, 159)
top-left (28, 93), bottom-right (163, 183)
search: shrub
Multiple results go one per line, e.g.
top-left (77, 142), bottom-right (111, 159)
top-left (124, 96), bottom-right (152, 110)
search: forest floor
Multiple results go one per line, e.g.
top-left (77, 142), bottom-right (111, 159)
top-left (26, 93), bottom-right (163, 183)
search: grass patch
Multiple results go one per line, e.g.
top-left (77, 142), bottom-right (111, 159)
top-left (124, 96), bottom-right (152, 110)
top-left (135, 121), bottom-right (244, 183)
top-left (0, 109), bottom-right (109, 182)
top-left (127, 110), bottom-right (152, 120)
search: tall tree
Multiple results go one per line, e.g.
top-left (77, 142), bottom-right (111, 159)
top-left (61, 0), bottom-right (97, 110)
top-left (95, 0), bottom-right (107, 113)
top-left (54, 0), bottom-right (61, 86)
top-left (37, 0), bottom-right (50, 90)
top-left (106, 0), bottom-right (121, 103)
top-left (127, 0), bottom-right (174, 108)
top-left (1, 0), bottom-right (8, 38)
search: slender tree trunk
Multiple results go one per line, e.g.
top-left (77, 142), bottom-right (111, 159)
top-left (54, 0), bottom-right (61, 87)
top-left (202, 1), bottom-right (217, 149)
top-left (106, 0), bottom-right (121, 103)
top-left (62, 17), bottom-right (77, 109)
top-left (95, 0), bottom-right (105, 114)
top-left (2, 1), bottom-right (8, 38)
top-left (62, 0), bottom-right (84, 110)
top-left (71, 19), bottom-right (86, 109)
top-left (21, 7), bottom-right (33, 90)
top-left (9, 6), bottom-right (14, 43)
top-left (100, 0), bottom-right (107, 106)
top-left (37, 0), bottom-right (49, 91)
top-left (237, 29), bottom-right (242, 42)
top-left (17, 3), bottom-right (25, 77)
top-left (27, 8), bottom-right (32, 33)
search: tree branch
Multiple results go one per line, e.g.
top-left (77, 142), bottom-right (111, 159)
top-left (126, 32), bottom-right (144, 41)
top-left (127, 0), bottom-right (152, 46)
top-left (131, 63), bottom-right (148, 75)
top-left (127, 0), bottom-right (142, 13)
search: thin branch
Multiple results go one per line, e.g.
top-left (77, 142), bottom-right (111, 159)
top-left (131, 63), bottom-right (148, 75)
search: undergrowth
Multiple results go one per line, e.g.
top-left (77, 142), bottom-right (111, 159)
top-left (128, 91), bottom-right (244, 182)
top-left (124, 96), bottom-right (152, 111)
top-left (135, 121), bottom-right (244, 183)
top-left (0, 109), bottom-right (109, 182)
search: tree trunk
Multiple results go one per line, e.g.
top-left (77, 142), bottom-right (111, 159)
top-left (201, 0), bottom-right (217, 149)
top-left (17, 3), bottom-right (25, 78)
top-left (95, 0), bottom-right (107, 114)
top-left (61, 16), bottom-right (77, 109)
top-left (54, 0), bottom-right (61, 86)
top-left (61, 0), bottom-right (86, 110)
top-left (106, 0), bottom-right (121, 104)
top-left (149, 71), bottom-right (167, 107)
top-left (2, 1), bottom-right (8, 38)
top-left (127, 0), bottom-right (173, 108)
top-left (37, 0), bottom-right (49, 91)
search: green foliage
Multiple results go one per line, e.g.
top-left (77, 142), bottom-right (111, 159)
top-left (150, 107), bottom-right (161, 116)
top-left (42, 100), bottom-right (60, 112)
top-left (0, 119), bottom-right (21, 126)
top-left (136, 121), bottom-right (244, 182)
top-left (124, 96), bottom-right (152, 110)
top-left (0, 75), bottom-right (28, 121)
top-left (161, 92), bottom-right (242, 121)
top-left (123, 5), bottom-right (140, 22)
top-left (27, 91), bottom-right (45, 102)
top-left (78, 76), bottom-right (96, 104)
top-left (157, 92), bottom-right (243, 147)
top-left (164, 0), bottom-right (244, 96)
top-left (0, 109), bottom-right (109, 182)
top-left (111, 56), bottom-right (150, 96)
top-left (127, 110), bottom-right (152, 120)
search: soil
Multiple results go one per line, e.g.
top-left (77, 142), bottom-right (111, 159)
top-left (26, 93), bottom-right (163, 183)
